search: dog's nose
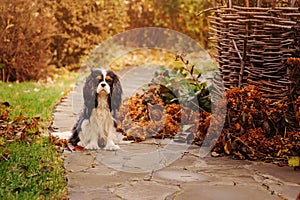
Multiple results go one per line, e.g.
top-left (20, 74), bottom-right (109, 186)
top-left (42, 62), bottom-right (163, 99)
top-left (101, 83), bottom-right (106, 87)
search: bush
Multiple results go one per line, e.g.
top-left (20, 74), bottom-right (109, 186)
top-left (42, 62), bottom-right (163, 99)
top-left (0, 0), bottom-right (213, 81)
top-left (126, 0), bottom-right (212, 48)
top-left (49, 0), bottom-right (128, 70)
top-left (0, 0), bottom-right (128, 81)
top-left (0, 0), bottom-right (55, 82)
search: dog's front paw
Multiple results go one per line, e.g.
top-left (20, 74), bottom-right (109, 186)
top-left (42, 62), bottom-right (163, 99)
top-left (85, 143), bottom-right (100, 150)
top-left (104, 140), bottom-right (120, 151)
top-left (77, 141), bottom-right (84, 147)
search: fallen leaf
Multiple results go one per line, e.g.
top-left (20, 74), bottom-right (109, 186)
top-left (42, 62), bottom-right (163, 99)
top-left (224, 140), bottom-right (231, 155)
top-left (74, 146), bottom-right (84, 151)
top-left (211, 152), bottom-right (220, 157)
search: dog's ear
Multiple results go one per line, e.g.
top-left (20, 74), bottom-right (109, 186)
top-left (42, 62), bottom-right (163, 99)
top-left (109, 72), bottom-right (122, 116)
top-left (83, 72), bottom-right (98, 117)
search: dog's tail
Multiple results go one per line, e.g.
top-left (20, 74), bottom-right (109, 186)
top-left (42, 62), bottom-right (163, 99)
top-left (51, 131), bottom-right (72, 140)
top-left (69, 116), bottom-right (85, 146)
top-left (69, 127), bottom-right (80, 146)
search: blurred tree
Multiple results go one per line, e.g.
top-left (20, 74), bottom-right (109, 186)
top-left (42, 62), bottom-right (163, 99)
top-left (48, 0), bottom-right (128, 69)
top-left (126, 0), bottom-right (213, 49)
top-left (0, 0), bottom-right (56, 81)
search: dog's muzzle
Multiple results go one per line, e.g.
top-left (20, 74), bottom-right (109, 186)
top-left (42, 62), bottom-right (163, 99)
top-left (97, 82), bottom-right (110, 94)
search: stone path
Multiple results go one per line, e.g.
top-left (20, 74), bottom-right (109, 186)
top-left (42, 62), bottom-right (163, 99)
top-left (52, 67), bottom-right (300, 200)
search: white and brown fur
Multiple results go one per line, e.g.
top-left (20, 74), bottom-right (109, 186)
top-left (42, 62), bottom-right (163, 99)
top-left (69, 69), bottom-right (123, 150)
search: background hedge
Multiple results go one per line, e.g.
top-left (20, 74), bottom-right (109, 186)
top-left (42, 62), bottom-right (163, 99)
top-left (0, 0), bottom-right (213, 82)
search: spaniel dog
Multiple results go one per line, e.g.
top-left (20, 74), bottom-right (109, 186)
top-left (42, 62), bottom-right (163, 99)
top-left (69, 69), bottom-right (123, 150)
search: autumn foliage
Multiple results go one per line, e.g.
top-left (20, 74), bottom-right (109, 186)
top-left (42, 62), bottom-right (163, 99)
top-left (0, 0), bottom-right (214, 82)
top-left (210, 86), bottom-right (299, 161)
top-left (0, 104), bottom-right (40, 143)
top-left (0, 0), bottom-right (127, 81)
top-left (48, 0), bottom-right (127, 69)
top-left (0, 0), bottom-right (55, 82)
top-left (118, 84), bottom-right (300, 163)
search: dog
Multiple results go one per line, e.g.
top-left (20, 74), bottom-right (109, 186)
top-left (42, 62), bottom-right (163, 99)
top-left (69, 68), bottom-right (123, 150)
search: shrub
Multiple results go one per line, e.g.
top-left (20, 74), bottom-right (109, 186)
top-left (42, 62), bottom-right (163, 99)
top-left (0, 0), bottom-right (215, 81)
top-left (126, 0), bottom-right (212, 48)
top-left (49, 0), bottom-right (128, 70)
top-left (0, 0), bottom-right (55, 82)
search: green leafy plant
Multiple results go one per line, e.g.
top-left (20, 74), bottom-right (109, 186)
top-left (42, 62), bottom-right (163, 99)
top-left (149, 55), bottom-right (211, 112)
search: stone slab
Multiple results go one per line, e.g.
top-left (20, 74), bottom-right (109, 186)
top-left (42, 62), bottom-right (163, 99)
top-left (175, 184), bottom-right (280, 200)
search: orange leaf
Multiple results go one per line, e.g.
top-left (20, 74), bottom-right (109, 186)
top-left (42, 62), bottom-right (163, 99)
top-left (74, 146), bottom-right (84, 151)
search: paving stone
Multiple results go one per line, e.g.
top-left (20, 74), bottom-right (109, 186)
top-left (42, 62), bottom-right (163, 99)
top-left (112, 180), bottom-right (179, 200)
top-left (265, 184), bottom-right (300, 200)
top-left (68, 172), bottom-right (124, 189)
top-left (153, 169), bottom-right (211, 183)
top-left (167, 153), bottom-right (204, 170)
top-left (175, 184), bottom-right (280, 200)
top-left (250, 162), bottom-right (300, 184)
top-left (68, 188), bottom-right (120, 200)
top-left (250, 163), bottom-right (300, 200)
top-left (64, 152), bottom-right (95, 172)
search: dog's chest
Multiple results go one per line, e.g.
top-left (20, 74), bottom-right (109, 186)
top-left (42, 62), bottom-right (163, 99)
top-left (89, 95), bottom-right (112, 128)
top-left (94, 107), bottom-right (111, 123)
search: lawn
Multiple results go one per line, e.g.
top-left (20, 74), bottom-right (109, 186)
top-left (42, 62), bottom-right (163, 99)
top-left (0, 71), bottom-right (76, 199)
top-left (0, 78), bottom-right (73, 121)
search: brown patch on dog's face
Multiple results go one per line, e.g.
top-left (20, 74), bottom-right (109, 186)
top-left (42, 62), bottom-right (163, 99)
top-left (96, 74), bottom-right (113, 85)
top-left (105, 75), bottom-right (113, 85)
top-left (97, 75), bottom-right (103, 81)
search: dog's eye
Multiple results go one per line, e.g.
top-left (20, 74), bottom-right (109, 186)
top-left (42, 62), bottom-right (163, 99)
top-left (97, 75), bottom-right (103, 81)
top-left (105, 76), bottom-right (112, 83)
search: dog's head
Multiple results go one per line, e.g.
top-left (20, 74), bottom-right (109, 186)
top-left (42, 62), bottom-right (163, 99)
top-left (95, 69), bottom-right (115, 95)
top-left (83, 69), bottom-right (122, 117)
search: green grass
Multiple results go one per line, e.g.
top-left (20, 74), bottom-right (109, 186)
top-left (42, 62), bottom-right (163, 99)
top-left (0, 71), bottom-right (77, 199)
top-left (0, 139), bottom-right (67, 199)
top-left (0, 75), bottom-right (74, 121)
